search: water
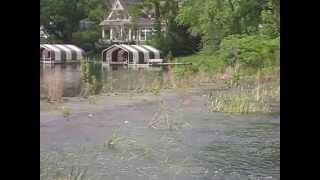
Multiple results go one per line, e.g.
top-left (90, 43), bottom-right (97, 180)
top-left (40, 63), bottom-right (163, 99)
top-left (40, 64), bottom-right (280, 180)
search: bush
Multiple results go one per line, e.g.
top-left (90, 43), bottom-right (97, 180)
top-left (80, 62), bottom-right (103, 96)
top-left (218, 35), bottom-right (280, 70)
top-left (174, 52), bottom-right (226, 77)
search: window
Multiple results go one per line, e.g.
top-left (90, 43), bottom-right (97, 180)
top-left (105, 29), bottom-right (110, 39)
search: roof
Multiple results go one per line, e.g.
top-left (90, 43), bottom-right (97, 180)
top-left (102, 44), bottom-right (163, 64)
top-left (107, 0), bottom-right (141, 11)
top-left (40, 44), bottom-right (85, 61)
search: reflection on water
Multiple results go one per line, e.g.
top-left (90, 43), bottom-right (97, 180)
top-left (40, 64), bottom-right (81, 99)
top-left (40, 64), bottom-right (162, 99)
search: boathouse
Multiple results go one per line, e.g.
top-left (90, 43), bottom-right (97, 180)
top-left (102, 44), bottom-right (163, 65)
top-left (40, 44), bottom-right (85, 64)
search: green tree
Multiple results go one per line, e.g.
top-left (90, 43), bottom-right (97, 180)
top-left (40, 0), bottom-right (108, 52)
top-left (138, 0), bottom-right (201, 56)
top-left (176, 0), bottom-right (278, 52)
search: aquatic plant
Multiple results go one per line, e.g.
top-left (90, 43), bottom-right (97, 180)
top-left (208, 87), bottom-right (273, 113)
top-left (61, 106), bottom-right (72, 119)
top-left (146, 79), bottom-right (162, 96)
top-left (40, 150), bottom-right (90, 180)
top-left (173, 80), bottom-right (189, 97)
top-left (43, 70), bottom-right (64, 103)
top-left (88, 95), bottom-right (97, 105)
top-left (80, 62), bottom-right (103, 97)
top-left (104, 130), bottom-right (153, 160)
top-left (147, 100), bottom-right (191, 130)
top-left (105, 130), bottom-right (124, 150)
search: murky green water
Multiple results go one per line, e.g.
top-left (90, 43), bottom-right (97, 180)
top-left (40, 63), bottom-right (162, 99)
top-left (40, 64), bottom-right (280, 180)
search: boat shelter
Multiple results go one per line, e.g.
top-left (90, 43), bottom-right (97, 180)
top-left (40, 44), bottom-right (85, 63)
top-left (102, 44), bottom-right (163, 65)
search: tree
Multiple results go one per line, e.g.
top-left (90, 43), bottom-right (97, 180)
top-left (176, 0), bottom-right (278, 53)
top-left (139, 0), bottom-right (201, 56)
top-left (40, 0), bottom-right (108, 48)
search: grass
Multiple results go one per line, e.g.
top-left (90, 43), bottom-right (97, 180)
top-left (105, 130), bottom-right (124, 150)
top-left (104, 130), bottom-right (154, 160)
top-left (173, 80), bottom-right (189, 96)
top-left (144, 79), bottom-right (162, 95)
top-left (146, 100), bottom-right (191, 130)
top-left (61, 106), bottom-right (72, 119)
top-left (208, 93), bottom-right (271, 113)
top-left (88, 95), bottom-right (97, 105)
top-left (208, 79), bottom-right (279, 113)
top-left (43, 70), bottom-right (64, 103)
top-left (40, 150), bottom-right (90, 180)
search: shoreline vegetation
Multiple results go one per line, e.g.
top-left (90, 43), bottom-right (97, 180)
top-left (43, 35), bottom-right (280, 114)
top-left (41, 0), bottom-right (280, 114)
top-left (42, 57), bottom-right (279, 115)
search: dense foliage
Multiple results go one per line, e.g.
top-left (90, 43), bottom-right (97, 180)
top-left (40, 0), bottom-right (280, 72)
top-left (40, 0), bottom-right (108, 53)
top-left (176, 0), bottom-right (279, 51)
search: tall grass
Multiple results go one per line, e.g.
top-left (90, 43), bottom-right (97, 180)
top-left (104, 130), bottom-right (154, 160)
top-left (146, 100), bottom-right (191, 130)
top-left (208, 79), bottom-right (279, 113)
top-left (43, 70), bottom-right (64, 103)
top-left (40, 150), bottom-right (89, 180)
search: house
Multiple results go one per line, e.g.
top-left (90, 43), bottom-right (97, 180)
top-left (99, 0), bottom-right (166, 45)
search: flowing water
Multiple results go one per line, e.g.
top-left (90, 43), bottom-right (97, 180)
top-left (40, 64), bottom-right (280, 180)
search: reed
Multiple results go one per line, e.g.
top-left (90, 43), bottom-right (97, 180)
top-left (43, 70), bottom-right (64, 103)
top-left (208, 86), bottom-right (274, 113)
top-left (146, 100), bottom-right (191, 130)
top-left (61, 106), bottom-right (72, 119)
top-left (104, 130), bottom-right (153, 160)
top-left (88, 95), bottom-right (97, 105)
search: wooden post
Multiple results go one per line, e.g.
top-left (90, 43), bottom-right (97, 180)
top-left (110, 28), bottom-right (113, 40)
top-left (256, 69), bottom-right (261, 101)
top-left (120, 26), bottom-right (123, 40)
top-left (144, 29), bottom-right (147, 41)
top-left (138, 29), bottom-right (141, 41)
top-left (129, 28), bottom-right (132, 41)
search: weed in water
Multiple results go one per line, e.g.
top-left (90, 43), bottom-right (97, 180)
top-left (43, 70), bottom-right (64, 103)
top-left (174, 80), bottom-right (188, 97)
top-left (147, 79), bottom-right (162, 96)
top-left (147, 100), bottom-right (190, 130)
top-left (40, 150), bottom-right (90, 180)
top-left (61, 106), bottom-right (72, 119)
top-left (105, 130), bottom-right (124, 150)
top-left (88, 95), bottom-right (97, 105)
top-left (208, 87), bottom-right (272, 113)
top-left (104, 130), bottom-right (154, 160)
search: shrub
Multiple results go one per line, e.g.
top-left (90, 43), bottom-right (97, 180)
top-left (218, 35), bottom-right (280, 70)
